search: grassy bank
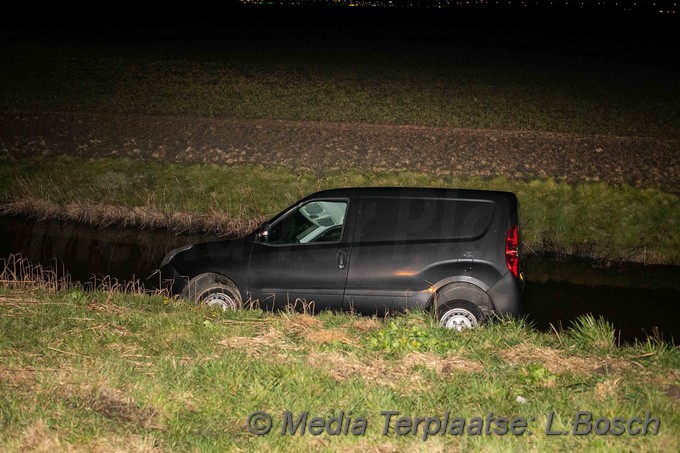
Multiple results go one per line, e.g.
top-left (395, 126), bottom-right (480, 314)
top-left (0, 283), bottom-right (678, 451)
top-left (1, 40), bottom-right (679, 138)
top-left (1, 156), bottom-right (679, 264)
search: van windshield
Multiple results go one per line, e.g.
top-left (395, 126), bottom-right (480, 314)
top-left (268, 200), bottom-right (347, 245)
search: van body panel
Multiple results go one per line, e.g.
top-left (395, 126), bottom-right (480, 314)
top-left (248, 241), bottom-right (349, 310)
top-left (163, 239), bottom-right (251, 300)
top-left (160, 187), bottom-right (524, 320)
top-left (486, 271), bottom-right (525, 317)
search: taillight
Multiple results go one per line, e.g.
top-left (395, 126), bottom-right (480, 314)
top-left (505, 225), bottom-right (519, 278)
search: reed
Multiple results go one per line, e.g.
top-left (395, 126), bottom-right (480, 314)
top-left (1, 198), bottom-right (265, 237)
top-left (0, 254), bottom-right (167, 296)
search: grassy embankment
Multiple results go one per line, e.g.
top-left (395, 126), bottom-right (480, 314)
top-left (1, 157), bottom-right (679, 264)
top-left (0, 266), bottom-right (679, 451)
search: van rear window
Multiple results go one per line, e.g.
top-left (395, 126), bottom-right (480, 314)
top-left (355, 197), bottom-right (494, 243)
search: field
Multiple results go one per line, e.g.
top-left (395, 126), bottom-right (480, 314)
top-left (1, 282), bottom-right (679, 451)
top-left (1, 37), bottom-right (678, 139)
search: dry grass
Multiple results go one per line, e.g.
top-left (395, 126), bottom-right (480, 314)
top-left (349, 318), bottom-right (382, 333)
top-left (336, 441), bottom-right (452, 453)
top-left (281, 313), bottom-right (325, 333)
top-left (500, 342), bottom-right (592, 375)
top-left (15, 420), bottom-right (162, 453)
top-left (403, 351), bottom-right (484, 375)
top-left (594, 378), bottom-right (623, 401)
top-left (499, 342), bottom-right (632, 376)
top-left (306, 350), bottom-right (482, 391)
top-left (15, 420), bottom-right (67, 453)
top-left (305, 328), bottom-right (357, 346)
top-left (0, 254), bottom-right (73, 293)
top-left (219, 326), bottom-right (301, 359)
top-left (0, 254), bottom-right (166, 297)
top-left (0, 365), bottom-right (44, 387)
top-left (84, 437), bottom-right (163, 453)
top-left (1, 198), bottom-right (264, 237)
top-left (279, 313), bottom-right (360, 345)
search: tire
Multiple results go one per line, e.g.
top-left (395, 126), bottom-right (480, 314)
top-left (437, 300), bottom-right (485, 331)
top-left (182, 273), bottom-right (242, 311)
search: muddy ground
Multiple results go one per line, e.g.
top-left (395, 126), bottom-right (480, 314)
top-left (1, 110), bottom-right (678, 194)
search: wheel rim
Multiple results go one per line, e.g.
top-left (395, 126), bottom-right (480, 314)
top-left (440, 307), bottom-right (479, 331)
top-left (202, 292), bottom-right (238, 311)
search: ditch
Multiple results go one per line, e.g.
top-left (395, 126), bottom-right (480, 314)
top-left (1, 214), bottom-right (678, 344)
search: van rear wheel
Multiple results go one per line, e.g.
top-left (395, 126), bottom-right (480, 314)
top-left (438, 300), bottom-right (484, 331)
top-left (183, 273), bottom-right (242, 311)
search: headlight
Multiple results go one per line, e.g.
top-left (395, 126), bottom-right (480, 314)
top-left (160, 244), bottom-right (193, 268)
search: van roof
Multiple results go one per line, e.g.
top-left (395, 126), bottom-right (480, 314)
top-left (307, 187), bottom-right (517, 202)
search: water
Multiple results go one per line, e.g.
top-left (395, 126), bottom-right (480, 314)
top-left (1, 214), bottom-right (678, 343)
top-left (0, 215), bottom-right (217, 287)
top-left (522, 257), bottom-right (680, 344)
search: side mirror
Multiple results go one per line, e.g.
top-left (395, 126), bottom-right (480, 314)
top-left (256, 222), bottom-right (270, 242)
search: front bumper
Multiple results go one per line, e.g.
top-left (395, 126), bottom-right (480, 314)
top-left (159, 265), bottom-right (189, 297)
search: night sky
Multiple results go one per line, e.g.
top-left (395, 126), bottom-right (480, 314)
top-left (4, 0), bottom-right (677, 35)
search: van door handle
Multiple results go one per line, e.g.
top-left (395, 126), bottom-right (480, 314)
top-left (336, 250), bottom-right (347, 270)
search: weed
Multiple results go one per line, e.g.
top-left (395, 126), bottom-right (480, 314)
top-left (567, 314), bottom-right (617, 353)
top-left (0, 254), bottom-right (165, 297)
top-left (368, 312), bottom-right (455, 354)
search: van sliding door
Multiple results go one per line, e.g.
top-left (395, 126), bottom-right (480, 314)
top-left (344, 195), bottom-right (494, 314)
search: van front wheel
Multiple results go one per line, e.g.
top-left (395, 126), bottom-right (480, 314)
top-left (183, 273), bottom-right (242, 311)
top-left (438, 300), bottom-right (484, 331)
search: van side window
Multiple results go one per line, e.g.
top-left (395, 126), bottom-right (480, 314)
top-left (355, 197), bottom-right (494, 243)
top-left (268, 200), bottom-right (348, 245)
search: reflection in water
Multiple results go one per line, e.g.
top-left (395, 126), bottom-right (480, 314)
top-left (0, 214), bottom-right (218, 287)
top-left (1, 215), bottom-right (678, 343)
top-left (525, 276), bottom-right (679, 344)
top-left (522, 256), bottom-right (680, 343)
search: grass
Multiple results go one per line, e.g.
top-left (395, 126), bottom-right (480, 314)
top-left (1, 156), bottom-right (679, 264)
top-left (0, 283), bottom-right (679, 451)
top-left (1, 39), bottom-right (679, 138)
top-left (568, 314), bottom-right (617, 355)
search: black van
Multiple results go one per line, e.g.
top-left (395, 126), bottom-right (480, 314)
top-left (160, 187), bottom-right (524, 330)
